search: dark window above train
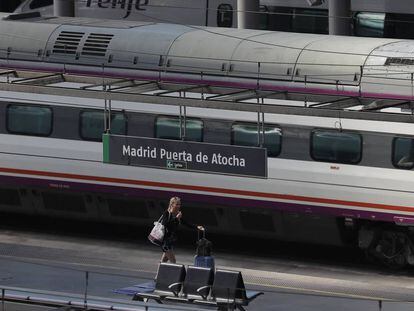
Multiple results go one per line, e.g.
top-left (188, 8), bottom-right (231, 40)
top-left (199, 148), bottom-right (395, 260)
top-left (155, 116), bottom-right (203, 142)
top-left (267, 7), bottom-right (328, 34)
top-left (231, 123), bottom-right (282, 157)
top-left (291, 9), bottom-right (328, 34)
top-left (80, 110), bottom-right (127, 142)
top-left (217, 4), bottom-right (233, 28)
top-left (385, 58), bottom-right (414, 66)
top-left (6, 104), bottom-right (52, 137)
top-left (383, 13), bottom-right (414, 39)
top-left (392, 137), bottom-right (414, 170)
top-left (311, 130), bottom-right (362, 164)
top-left (353, 12), bottom-right (414, 39)
top-left (353, 12), bottom-right (385, 38)
top-left (29, 0), bottom-right (53, 9)
top-left (259, 5), bottom-right (270, 30)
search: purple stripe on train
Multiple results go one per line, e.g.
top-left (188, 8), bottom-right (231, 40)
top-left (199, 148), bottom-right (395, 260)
top-left (0, 173), bottom-right (405, 224)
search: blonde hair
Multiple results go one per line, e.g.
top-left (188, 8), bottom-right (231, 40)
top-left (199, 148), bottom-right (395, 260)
top-left (168, 196), bottom-right (181, 211)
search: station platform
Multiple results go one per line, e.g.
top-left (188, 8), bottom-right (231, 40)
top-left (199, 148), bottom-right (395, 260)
top-left (0, 228), bottom-right (414, 310)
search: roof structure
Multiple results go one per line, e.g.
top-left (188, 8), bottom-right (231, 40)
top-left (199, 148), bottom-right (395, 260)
top-left (0, 68), bottom-right (413, 123)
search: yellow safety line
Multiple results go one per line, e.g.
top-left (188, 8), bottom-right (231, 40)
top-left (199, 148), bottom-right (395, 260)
top-left (246, 281), bottom-right (393, 301)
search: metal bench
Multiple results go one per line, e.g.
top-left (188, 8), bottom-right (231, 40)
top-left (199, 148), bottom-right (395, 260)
top-left (117, 263), bottom-right (263, 310)
top-left (133, 262), bottom-right (186, 303)
top-left (165, 265), bottom-right (214, 303)
top-left (193, 269), bottom-right (263, 311)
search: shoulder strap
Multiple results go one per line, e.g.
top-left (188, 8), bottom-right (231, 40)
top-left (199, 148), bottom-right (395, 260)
top-left (157, 212), bottom-right (165, 223)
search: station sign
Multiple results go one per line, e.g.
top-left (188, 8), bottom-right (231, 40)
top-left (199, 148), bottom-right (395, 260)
top-left (103, 134), bottom-right (267, 178)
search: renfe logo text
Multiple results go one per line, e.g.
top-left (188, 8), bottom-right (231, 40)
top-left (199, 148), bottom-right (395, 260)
top-left (86, 0), bottom-right (150, 18)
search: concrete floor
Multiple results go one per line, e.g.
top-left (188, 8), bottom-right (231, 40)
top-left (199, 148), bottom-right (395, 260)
top-left (0, 228), bottom-right (414, 310)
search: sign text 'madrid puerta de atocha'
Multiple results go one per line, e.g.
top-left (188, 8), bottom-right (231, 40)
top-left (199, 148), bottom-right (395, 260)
top-left (103, 134), bottom-right (267, 178)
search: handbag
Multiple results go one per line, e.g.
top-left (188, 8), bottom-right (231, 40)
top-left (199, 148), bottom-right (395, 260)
top-left (148, 214), bottom-right (165, 246)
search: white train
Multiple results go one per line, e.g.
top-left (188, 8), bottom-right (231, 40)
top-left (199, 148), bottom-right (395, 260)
top-left (12, 0), bottom-right (414, 39)
top-left (13, 0), bottom-right (238, 27)
top-left (1, 12), bottom-right (414, 267)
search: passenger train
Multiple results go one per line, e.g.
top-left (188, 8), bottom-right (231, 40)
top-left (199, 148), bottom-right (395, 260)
top-left (12, 0), bottom-right (414, 39)
top-left (1, 12), bottom-right (414, 267)
top-left (13, 0), bottom-right (239, 27)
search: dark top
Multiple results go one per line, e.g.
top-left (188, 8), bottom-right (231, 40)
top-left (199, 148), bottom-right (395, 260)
top-left (160, 210), bottom-right (196, 242)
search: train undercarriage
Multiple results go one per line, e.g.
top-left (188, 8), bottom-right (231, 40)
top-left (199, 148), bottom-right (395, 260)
top-left (359, 224), bottom-right (414, 268)
top-left (1, 183), bottom-right (414, 268)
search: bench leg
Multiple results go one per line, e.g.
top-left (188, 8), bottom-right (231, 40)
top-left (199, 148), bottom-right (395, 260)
top-left (132, 297), bottom-right (163, 304)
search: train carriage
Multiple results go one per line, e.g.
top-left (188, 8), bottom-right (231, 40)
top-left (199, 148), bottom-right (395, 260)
top-left (1, 13), bottom-right (414, 267)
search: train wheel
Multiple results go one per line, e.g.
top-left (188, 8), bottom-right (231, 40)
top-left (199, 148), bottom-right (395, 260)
top-left (370, 231), bottom-right (408, 269)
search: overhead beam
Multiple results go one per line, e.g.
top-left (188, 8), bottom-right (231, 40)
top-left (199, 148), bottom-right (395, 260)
top-left (0, 79), bottom-right (412, 123)
top-left (80, 79), bottom-right (134, 90)
top-left (361, 100), bottom-right (410, 111)
top-left (309, 97), bottom-right (354, 108)
top-left (0, 70), bottom-right (17, 77)
top-left (12, 73), bottom-right (65, 86)
top-left (208, 89), bottom-right (256, 101)
top-left (155, 85), bottom-right (209, 96)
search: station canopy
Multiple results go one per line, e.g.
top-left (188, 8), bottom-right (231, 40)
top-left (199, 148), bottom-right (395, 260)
top-left (0, 68), bottom-right (413, 123)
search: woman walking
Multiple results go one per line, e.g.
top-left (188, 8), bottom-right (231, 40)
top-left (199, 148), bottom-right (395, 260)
top-left (160, 197), bottom-right (204, 263)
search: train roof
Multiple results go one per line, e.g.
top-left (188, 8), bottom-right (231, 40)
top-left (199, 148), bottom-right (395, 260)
top-left (2, 14), bottom-right (414, 124)
top-left (0, 13), bottom-right (404, 64)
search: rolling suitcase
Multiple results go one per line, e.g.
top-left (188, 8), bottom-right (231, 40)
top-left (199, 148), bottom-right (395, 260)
top-left (194, 229), bottom-right (215, 270)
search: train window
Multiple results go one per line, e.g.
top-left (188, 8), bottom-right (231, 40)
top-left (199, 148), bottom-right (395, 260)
top-left (311, 130), bottom-right (362, 164)
top-left (231, 123), bottom-right (282, 157)
top-left (384, 13), bottom-right (414, 39)
top-left (259, 5), bottom-right (270, 30)
top-left (353, 12), bottom-right (385, 38)
top-left (155, 116), bottom-right (203, 142)
top-left (392, 137), bottom-right (414, 170)
top-left (7, 104), bottom-right (52, 136)
top-left (80, 111), bottom-right (127, 141)
top-left (217, 4), bottom-right (233, 28)
top-left (291, 9), bottom-right (328, 34)
top-left (265, 7), bottom-right (327, 33)
top-left (29, 0), bottom-right (53, 9)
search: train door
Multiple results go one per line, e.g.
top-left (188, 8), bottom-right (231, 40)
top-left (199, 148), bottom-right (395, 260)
top-left (207, 0), bottom-right (237, 27)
